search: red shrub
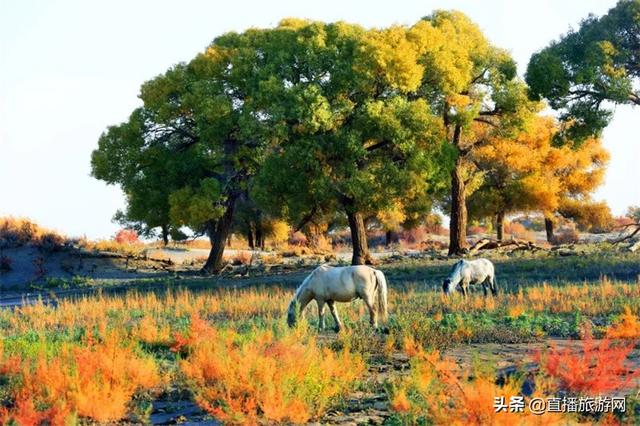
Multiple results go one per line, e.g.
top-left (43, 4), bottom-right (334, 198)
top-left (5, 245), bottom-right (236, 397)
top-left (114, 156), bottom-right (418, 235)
top-left (536, 337), bottom-right (639, 395)
top-left (114, 229), bottom-right (139, 244)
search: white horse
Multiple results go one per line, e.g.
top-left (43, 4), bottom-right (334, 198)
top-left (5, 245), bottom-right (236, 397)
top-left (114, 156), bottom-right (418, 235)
top-left (443, 258), bottom-right (497, 297)
top-left (287, 264), bottom-right (388, 332)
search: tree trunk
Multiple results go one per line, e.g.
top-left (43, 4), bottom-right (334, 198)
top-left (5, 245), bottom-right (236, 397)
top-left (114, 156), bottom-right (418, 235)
top-left (545, 217), bottom-right (555, 243)
top-left (345, 208), bottom-right (372, 265)
top-left (448, 155), bottom-right (468, 255)
top-left (496, 211), bottom-right (505, 242)
top-left (255, 226), bottom-right (264, 250)
top-left (246, 225), bottom-right (255, 249)
top-left (202, 196), bottom-right (238, 274)
top-left (385, 230), bottom-right (393, 247)
top-left (161, 224), bottom-right (169, 246)
top-left (303, 228), bottom-right (320, 248)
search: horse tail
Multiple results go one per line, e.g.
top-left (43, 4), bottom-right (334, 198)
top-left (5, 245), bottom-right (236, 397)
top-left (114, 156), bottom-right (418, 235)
top-left (374, 269), bottom-right (388, 323)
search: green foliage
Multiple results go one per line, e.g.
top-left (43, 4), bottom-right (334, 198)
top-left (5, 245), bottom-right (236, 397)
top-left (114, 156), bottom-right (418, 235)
top-left (526, 0), bottom-right (640, 141)
top-left (169, 179), bottom-right (223, 228)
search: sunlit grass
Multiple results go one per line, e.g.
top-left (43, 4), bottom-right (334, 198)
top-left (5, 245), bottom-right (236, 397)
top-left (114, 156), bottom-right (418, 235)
top-left (1, 276), bottom-right (640, 423)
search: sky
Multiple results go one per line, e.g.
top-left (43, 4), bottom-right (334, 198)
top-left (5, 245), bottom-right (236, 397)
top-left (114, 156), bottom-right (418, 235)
top-left (1, 0), bottom-right (638, 239)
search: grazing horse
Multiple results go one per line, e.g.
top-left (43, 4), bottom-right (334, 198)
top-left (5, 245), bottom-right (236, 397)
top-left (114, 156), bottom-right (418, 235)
top-left (287, 264), bottom-right (388, 332)
top-left (443, 258), bottom-right (497, 297)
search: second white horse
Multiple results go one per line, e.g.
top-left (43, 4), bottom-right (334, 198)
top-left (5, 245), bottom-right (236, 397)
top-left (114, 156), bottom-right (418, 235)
top-left (443, 258), bottom-right (497, 297)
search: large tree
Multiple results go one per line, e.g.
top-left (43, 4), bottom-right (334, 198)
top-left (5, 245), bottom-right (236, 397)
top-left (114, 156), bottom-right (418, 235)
top-left (410, 11), bottom-right (538, 254)
top-left (253, 20), bottom-right (450, 265)
top-left (91, 108), bottom-right (211, 245)
top-left (526, 0), bottom-right (640, 141)
top-left (93, 27), bottom-right (286, 273)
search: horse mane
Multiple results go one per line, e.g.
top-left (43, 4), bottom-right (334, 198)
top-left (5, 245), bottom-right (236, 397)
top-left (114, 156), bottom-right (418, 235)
top-left (293, 264), bottom-right (329, 301)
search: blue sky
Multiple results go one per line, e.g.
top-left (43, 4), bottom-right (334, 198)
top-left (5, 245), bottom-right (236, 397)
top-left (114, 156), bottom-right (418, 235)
top-left (1, 0), bottom-right (637, 239)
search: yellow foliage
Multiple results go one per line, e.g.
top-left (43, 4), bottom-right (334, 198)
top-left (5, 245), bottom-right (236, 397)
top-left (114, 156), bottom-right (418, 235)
top-left (264, 219), bottom-right (290, 246)
top-left (377, 202), bottom-right (407, 232)
top-left (606, 306), bottom-right (640, 339)
top-left (471, 115), bottom-right (609, 218)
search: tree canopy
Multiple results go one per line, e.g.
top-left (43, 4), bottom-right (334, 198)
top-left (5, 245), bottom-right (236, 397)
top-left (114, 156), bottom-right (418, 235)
top-left (253, 19), bottom-right (452, 264)
top-left (526, 0), bottom-right (640, 141)
top-left (409, 11), bottom-right (539, 253)
top-left (467, 116), bottom-right (611, 240)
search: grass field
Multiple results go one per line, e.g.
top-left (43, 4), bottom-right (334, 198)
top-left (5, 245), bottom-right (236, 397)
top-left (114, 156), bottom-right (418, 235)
top-left (1, 249), bottom-right (640, 424)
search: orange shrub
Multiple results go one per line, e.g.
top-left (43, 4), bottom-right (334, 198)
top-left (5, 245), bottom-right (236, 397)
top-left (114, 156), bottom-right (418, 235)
top-left (536, 337), bottom-right (638, 395)
top-left (184, 239), bottom-right (212, 249)
top-left (180, 327), bottom-right (364, 424)
top-left (0, 333), bottom-right (161, 424)
top-left (82, 239), bottom-right (145, 256)
top-left (606, 306), bottom-right (640, 339)
top-left (390, 346), bottom-right (567, 425)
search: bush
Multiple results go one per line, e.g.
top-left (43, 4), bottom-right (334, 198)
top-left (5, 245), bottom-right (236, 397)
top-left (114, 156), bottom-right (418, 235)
top-left (0, 333), bottom-right (161, 424)
top-left (551, 228), bottom-right (580, 245)
top-left (400, 226), bottom-right (426, 244)
top-left (184, 239), bottom-right (212, 250)
top-left (180, 327), bottom-right (364, 424)
top-left (423, 214), bottom-right (446, 235)
top-left (114, 229), bottom-right (139, 244)
top-left (389, 345), bottom-right (568, 424)
top-left (81, 239), bottom-right (145, 257)
top-left (266, 220), bottom-right (290, 247)
top-left (37, 232), bottom-right (66, 252)
top-left (226, 251), bottom-right (252, 266)
top-left (288, 231), bottom-right (308, 246)
top-left (0, 217), bottom-right (67, 249)
top-left (536, 337), bottom-right (639, 395)
top-left (504, 221), bottom-right (536, 241)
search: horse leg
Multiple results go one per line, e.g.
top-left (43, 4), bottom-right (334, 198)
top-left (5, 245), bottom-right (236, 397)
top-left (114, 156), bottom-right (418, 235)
top-left (327, 301), bottom-right (342, 333)
top-left (482, 279), bottom-right (488, 297)
top-left (317, 300), bottom-right (326, 331)
top-left (363, 295), bottom-right (378, 329)
top-left (460, 279), bottom-right (469, 298)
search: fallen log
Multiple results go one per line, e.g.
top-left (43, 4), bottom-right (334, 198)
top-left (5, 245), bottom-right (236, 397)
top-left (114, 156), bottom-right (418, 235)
top-left (469, 238), bottom-right (541, 254)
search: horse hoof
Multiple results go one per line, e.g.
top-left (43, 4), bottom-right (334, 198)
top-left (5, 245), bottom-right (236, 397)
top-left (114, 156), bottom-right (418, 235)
top-left (334, 327), bottom-right (341, 333)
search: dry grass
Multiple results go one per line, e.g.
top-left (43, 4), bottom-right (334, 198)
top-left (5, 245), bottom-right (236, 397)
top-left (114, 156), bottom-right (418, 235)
top-left (0, 217), bottom-right (67, 250)
top-left (2, 274), bottom-right (640, 423)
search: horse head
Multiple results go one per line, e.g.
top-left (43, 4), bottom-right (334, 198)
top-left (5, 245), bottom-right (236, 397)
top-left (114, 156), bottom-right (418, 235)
top-left (287, 299), bottom-right (299, 327)
top-left (442, 278), bottom-right (452, 295)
